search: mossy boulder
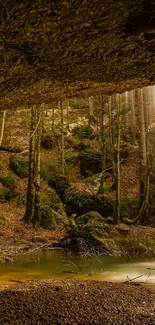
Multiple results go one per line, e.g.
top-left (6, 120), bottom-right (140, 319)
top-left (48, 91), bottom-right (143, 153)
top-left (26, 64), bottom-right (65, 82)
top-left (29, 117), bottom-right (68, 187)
top-left (41, 187), bottom-right (66, 216)
top-left (41, 134), bottom-right (56, 149)
top-left (0, 183), bottom-right (9, 200)
top-left (65, 153), bottom-right (78, 168)
top-left (0, 172), bottom-right (18, 191)
top-left (69, 211), bottom-right (110, 245)
top-left (0, 214), bottom-right (7, 224)
top-left (77, 126), bottom-right (94, 140)
top-left (48, 174), bottom-right (70, 199)
top-left (73, 140), bottom-right (90, 151)
top-left (64, 185), bottom-right (114, 217)
top-left (9, 153), bottom-right (29, 178)
top-left (79, 149), bottom-right (102, 177)
top-left (32, 236), bottom-right (48, 243)
top-left (39, 206), bottom-right (57, 230)
top-left (39, 187), bottom-right (66, 229)
top-left (41, 159), bottom-right (70, 199)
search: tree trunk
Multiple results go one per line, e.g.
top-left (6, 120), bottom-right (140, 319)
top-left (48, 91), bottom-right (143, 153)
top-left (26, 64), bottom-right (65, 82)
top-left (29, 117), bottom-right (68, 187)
top-left (88, 96), bottom-right (94, 127)
top-left (24, 105), bottom-right (36, 224)
top-left (60, 101), bottom-right (65, 174)
top-left (41, 103), bottom-right (46, 133)
top-left (0, 110), bottom-right (7, 146)
top-left (33, 104), bottom-right (41, 228)
top-left (108, 95), bottom-right (116, 189)
top-left (66, 99), bottom-right (70, 131)
top-left (51, 105), bottom-right (55, 133)
top-left (98, 95), bottom-right (106, 193)
top-left (115, 93), bottom-right (121, 223)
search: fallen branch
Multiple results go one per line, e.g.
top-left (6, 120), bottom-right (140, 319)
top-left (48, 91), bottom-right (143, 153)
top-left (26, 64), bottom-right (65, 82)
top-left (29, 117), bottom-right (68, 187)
top-left (9, 280), bottom-right (24, 283)
top-left (22, 243), bottom-right (65, 255)
top-left (124, 275), bottom-right (143, 283)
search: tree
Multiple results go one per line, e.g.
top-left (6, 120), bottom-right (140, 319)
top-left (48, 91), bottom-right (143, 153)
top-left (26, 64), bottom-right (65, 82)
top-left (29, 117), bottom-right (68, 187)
top-left (59, 101), bottom-right (65, 175)
top-left (24, 105), bottom-right (36, 224)
top-left (114, 93), bottom-right (121, 223)
top-left (0, 110), bottom-right (7, 146)
top-left (98, 95), bottom-right (106, 194)
top-left (33, 104), bottom-right (41, 227)
top-left (24, 104), bottom-right (42, 226)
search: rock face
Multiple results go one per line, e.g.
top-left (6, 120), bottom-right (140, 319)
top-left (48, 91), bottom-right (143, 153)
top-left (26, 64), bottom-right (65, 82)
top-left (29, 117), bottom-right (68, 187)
top-left (0, 0), bottom-right (155, 110)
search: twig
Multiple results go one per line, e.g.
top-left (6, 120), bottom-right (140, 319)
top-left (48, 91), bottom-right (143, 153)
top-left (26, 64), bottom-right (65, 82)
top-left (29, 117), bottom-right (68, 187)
top-left (124, 275), bottom-right (143, 283)
top-left (22, 243), bottom-right (64, 255)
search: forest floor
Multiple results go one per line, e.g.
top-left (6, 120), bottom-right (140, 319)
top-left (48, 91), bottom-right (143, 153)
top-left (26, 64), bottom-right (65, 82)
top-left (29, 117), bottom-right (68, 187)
top-left (0, 278), bottom-right (155, 325)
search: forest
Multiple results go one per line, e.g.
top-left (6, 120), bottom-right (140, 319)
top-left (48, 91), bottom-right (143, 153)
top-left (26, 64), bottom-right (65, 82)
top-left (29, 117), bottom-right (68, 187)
top-left (0, 85), bottom-right (155, 255)
top-left (0, 0), bottom-right (155, 324)
top-left (0, 85), bottom-right (155, 325)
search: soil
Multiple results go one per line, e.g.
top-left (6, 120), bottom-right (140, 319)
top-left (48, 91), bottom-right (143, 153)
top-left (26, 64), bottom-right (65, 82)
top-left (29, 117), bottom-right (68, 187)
top-left (0, 279), bottom-right (154, 325)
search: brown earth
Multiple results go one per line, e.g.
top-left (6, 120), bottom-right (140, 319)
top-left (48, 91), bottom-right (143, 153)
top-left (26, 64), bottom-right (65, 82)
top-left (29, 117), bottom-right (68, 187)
top-left (0, 279), bottom-right (155, 325)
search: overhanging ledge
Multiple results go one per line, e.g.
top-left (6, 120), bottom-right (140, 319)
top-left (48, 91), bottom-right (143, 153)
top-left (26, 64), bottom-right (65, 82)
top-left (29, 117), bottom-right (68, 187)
top-left (0, 0), bottom-right (155, 109)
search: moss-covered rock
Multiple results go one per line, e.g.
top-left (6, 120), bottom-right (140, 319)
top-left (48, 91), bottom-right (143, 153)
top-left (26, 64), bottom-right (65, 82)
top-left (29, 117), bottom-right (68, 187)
top-left (0, 214), bottom-right (7, 223)
top-left (0, 183), bottom-right (10, 200)
top-left (69, 211), bottom-right (111, 252)
top-left (41, 134), bottom-right (56, 149)
top-left (9, 153), bottom-right (29, 178)
top-left (79, 149), bottom-right (102, 177)
top-left (39, 187), bottom-right (66, 229)
top-left (64, 185), bottom-right (114, 217)
top-left (77, 126), bottom-right (94, 140)
top-left (0, 172), bottom-right (18, 191)
top-left (39, 206), bottom-right (57, 230)
top-left (48, 174), bottom-right (70, 199)
top-left (41, 158), bottom-right (70, 199)
top-left (73, 140), bottom-right (91, 151)
top-left (41, 187), bottom-right (66, 216)
top-left (32, 236), bottom-right (48, 243)
top-left (65, 153), bottom-right (78, 168)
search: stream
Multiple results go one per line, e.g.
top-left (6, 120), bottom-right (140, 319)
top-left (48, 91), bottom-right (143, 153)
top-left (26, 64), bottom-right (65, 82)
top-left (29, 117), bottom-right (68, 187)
top-left (0, 250), bottom-right (155, 289)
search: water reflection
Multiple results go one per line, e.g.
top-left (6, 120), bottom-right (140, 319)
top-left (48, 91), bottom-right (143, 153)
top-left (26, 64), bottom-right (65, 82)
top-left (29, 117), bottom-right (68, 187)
top-left (0, 250), bottom-right (155, 289)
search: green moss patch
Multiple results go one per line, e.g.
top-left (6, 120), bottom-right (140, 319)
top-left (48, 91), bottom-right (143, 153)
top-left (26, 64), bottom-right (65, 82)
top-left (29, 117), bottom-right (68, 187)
top-left (32, 236), bottom-right (48, 243)
top-left (9, 153), bottom-right (29, 178)
top-left (0, 183), bottom-right (10, 200)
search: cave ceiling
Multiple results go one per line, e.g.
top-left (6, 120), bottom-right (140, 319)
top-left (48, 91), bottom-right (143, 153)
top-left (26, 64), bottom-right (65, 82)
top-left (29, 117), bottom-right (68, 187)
top-left (0, 0), bottom-right (155, 110)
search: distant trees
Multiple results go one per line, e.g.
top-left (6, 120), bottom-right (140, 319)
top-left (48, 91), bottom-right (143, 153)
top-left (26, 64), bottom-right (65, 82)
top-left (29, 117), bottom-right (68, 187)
top-left (23, 86), bottom-right (155, 227)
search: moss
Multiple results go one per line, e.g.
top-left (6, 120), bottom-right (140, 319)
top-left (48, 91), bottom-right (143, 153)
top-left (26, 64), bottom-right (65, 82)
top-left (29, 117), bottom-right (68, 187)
top-left (117, 234), bottom-right (155, 256)
top-left (0, 172), bottom-right (18, 191)
top-left (41, 133), bottom-right (56, 149)
top-left (0, 183), bottom-right (10, 200)
top-left (79, 149), bottom-right (102, 177)
top-left (41, 159), bottom-right (70, 198)
top-left (9, 154), bottom-right (29, 178)
top-left (41, 187), bottom-right (66, 216)
top-left (77, 126), bottom-right (94, 140)
top-left (40, 206), bottom-right (57, 230)
top-left (32, 236), bottom-right (48, 243)
top-left (0, 215), bottom-right (7, 223)
top-left (65, 153), bottom-right (78, 168)
top-left (15, 239), bottom-right (30, 246)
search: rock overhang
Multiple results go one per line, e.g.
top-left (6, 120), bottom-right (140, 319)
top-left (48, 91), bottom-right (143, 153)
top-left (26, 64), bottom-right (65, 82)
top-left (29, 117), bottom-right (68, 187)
top-left (0, 0), bottom-right (155, 110)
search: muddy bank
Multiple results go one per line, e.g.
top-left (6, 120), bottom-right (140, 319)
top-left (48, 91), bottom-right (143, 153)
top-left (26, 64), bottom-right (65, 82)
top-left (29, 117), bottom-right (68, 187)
top-left (0, 279), bottom-right (154, 325)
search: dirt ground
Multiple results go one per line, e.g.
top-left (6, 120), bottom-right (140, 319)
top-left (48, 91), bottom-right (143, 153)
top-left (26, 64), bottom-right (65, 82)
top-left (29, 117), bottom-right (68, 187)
top-left (0, 279), bottom-right (154, 325)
